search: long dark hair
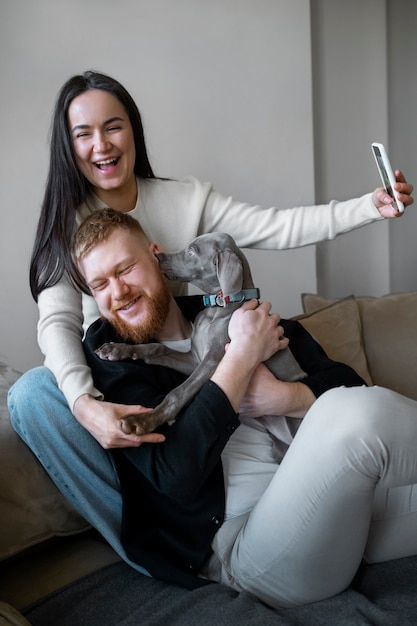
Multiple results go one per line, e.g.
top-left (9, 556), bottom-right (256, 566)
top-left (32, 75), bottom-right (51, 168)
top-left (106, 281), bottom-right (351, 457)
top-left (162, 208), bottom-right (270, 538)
top-left (29, 70), bottom-right (155, 301)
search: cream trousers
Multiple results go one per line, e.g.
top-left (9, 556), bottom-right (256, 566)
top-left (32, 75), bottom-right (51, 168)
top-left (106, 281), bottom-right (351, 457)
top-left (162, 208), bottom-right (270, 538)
top-left (202, 386), bottom-right (417, 608)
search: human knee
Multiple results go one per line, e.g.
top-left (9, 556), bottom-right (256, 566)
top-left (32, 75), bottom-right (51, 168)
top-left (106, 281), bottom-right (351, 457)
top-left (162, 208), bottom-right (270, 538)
top-left (8, 366), bottom-right (57, 432)
top-left (304, 386), bottom-right (397, 443)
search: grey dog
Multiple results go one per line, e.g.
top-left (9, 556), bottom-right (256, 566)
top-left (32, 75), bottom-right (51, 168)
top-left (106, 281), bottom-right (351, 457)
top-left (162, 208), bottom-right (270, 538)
top-left (96, 232), bottom-right (306, 453)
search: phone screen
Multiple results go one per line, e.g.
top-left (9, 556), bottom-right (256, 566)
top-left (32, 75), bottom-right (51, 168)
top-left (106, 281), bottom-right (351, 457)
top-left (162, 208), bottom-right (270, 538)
top-left (373, 145), bottom-right (395, 197)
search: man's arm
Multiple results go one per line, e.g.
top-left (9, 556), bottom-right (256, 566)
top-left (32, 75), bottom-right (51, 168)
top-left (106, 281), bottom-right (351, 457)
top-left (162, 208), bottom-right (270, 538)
top-left (239, 318), bottom-right (365, 420)
top-left (284, 319), bottom-right (366, 394)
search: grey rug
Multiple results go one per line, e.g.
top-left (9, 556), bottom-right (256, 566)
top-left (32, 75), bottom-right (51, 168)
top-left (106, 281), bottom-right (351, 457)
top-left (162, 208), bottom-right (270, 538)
top-left (24, 555), bottom-right (417, 625)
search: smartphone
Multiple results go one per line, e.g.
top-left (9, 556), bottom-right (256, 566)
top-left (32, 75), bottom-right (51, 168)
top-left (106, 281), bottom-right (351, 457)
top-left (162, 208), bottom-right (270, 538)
top-left (371, 142), bottom-right (404, 213)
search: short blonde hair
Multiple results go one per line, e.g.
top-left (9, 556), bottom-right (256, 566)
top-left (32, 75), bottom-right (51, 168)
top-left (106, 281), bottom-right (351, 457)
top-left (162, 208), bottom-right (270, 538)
top-left (72, 208), bottom-right (148, 265)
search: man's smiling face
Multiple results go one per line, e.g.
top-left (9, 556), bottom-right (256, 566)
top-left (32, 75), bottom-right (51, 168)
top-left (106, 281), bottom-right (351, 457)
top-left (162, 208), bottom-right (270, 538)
top-left (79, 227), bottom-right (171, 343)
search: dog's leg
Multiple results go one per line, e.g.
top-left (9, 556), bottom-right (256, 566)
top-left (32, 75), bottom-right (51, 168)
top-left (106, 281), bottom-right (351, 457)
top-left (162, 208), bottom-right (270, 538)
top-left (258, 414), bottom-right (303, 463)
top-left (96, 342), bottom-right (196, 376)
top-left (265, 347), bottom-right (306, 382)
top-left (257, 348), bottom-right (306, 463)
top-left (120, 347), bottom-right (223, 435)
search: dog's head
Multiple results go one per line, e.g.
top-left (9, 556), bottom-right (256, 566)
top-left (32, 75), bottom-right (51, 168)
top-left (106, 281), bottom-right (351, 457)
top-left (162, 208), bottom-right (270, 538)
top-left (157, 232), bottom-right (254, 295)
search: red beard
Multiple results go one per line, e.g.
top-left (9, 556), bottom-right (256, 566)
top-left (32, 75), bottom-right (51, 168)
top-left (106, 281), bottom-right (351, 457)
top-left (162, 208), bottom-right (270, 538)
top-left (108, 285), bottom-right (171, 344)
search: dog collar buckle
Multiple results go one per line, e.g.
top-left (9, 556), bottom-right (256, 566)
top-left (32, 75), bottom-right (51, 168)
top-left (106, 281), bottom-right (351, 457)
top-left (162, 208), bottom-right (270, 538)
top-left (202, 288), bottom-right (260, 307)
top-left (216, 293), bottom-right (226, 307)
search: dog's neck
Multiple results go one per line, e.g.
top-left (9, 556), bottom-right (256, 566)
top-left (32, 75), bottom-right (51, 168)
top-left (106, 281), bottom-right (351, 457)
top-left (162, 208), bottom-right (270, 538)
top-left (202, 288), bottom-right (260, 308)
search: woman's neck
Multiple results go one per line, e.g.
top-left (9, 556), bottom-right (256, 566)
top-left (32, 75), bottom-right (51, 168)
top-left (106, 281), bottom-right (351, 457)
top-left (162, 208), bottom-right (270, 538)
top-left (94, 177), bottom-right (138, 213)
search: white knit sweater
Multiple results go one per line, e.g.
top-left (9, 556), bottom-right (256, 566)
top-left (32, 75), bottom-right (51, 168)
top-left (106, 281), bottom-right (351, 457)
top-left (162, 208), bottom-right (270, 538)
top-left (37, 176), bottom-right (381, 409)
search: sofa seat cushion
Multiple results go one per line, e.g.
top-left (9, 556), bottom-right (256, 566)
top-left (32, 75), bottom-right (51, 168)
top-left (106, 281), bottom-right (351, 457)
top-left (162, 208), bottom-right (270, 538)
top-left (300, 292), bottom-right (417, 401)
top-left (0, 362), bottom-right (90, 562)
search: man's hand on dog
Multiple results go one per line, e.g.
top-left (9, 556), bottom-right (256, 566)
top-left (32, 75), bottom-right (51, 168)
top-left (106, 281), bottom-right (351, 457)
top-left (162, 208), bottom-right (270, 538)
top-left (226, 299), bottom-right (289, 363)
top-left (73, 393), bottom-right (166, 449)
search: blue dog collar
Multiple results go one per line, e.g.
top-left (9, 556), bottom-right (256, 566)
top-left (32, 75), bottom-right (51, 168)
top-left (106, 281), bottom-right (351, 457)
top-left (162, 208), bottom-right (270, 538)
top-left (202, 288), bottom-right (260, 307)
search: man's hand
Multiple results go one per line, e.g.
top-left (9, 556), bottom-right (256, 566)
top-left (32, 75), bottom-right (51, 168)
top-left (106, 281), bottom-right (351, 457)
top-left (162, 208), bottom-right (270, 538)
top-left (73, 394), bottom-right (166, 449)
top-left (227, 300), bottom-right (288, 367)
top-left (238, 363), bottom-right (315, 419)
top-left (372, 169), bottom-right (414, 218)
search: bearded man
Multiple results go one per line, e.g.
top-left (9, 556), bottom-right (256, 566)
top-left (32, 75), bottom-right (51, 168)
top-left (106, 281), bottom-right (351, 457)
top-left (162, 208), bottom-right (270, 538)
top-left (71, 208), bottom-right (369, 608)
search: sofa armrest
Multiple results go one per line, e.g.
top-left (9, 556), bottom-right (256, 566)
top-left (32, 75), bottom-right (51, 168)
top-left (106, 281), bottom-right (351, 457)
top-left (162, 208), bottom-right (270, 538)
top-left (0, 362), bottom-right (90, 563)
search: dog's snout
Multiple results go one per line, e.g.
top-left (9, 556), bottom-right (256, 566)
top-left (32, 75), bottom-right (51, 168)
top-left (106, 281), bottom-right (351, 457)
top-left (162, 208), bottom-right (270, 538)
top-left (157, 253), bottom-right (171, 269)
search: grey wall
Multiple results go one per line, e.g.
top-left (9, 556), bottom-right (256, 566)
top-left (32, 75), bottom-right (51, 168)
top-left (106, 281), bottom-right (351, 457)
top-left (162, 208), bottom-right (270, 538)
top-left (313, 0), bottom-right (417, 298)
top-left (313, 0), bottom-right (390, 297)
top-left (388, 0), bottom-right (417, 293)
top-left (1, 0), bottom-right (415, 374)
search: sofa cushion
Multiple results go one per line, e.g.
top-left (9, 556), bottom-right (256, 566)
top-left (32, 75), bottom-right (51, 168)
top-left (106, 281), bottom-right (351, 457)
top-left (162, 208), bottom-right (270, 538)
top-left (295, 297), bottom-right (373, 385)
top-left (356, 292), bottom-right (417, 401)
top-left (301, 292), bottom-right (417, 401)
top-left (0, 362), bottom-right (90, 562)
top-left (301, 292), bottom-right (339, 314)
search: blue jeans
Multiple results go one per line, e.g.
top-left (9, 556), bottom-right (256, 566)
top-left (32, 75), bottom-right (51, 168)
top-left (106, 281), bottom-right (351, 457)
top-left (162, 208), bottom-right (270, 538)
top-left (7, 366), bottom-right (149, 577)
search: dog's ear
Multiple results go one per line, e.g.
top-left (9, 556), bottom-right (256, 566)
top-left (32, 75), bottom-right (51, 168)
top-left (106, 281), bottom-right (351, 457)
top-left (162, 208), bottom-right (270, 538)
top-left (216, 250), bottom-right (243, 295)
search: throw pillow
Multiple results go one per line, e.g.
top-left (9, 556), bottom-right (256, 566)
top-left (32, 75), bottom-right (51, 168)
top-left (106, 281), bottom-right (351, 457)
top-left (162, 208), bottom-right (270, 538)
top-left (295, 297), bottom-right (373, 385)
top-left (301, 292), bottom-right (342, 314)
top-left (357, 292), bottom-right (417, 401)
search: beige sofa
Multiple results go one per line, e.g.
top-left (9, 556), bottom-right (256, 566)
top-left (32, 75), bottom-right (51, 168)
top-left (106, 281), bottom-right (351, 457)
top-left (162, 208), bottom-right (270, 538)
top-left (1, 291), bottom-right (416, 623)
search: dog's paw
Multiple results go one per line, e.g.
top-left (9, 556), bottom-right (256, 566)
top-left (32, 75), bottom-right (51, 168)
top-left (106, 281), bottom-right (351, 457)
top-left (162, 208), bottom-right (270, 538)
top-left (119, 415), bottom-right (145, 435)
top-left (119, 410), bottom-right (173, 436)
top-left (95, 342), bottom-right (139, 361)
